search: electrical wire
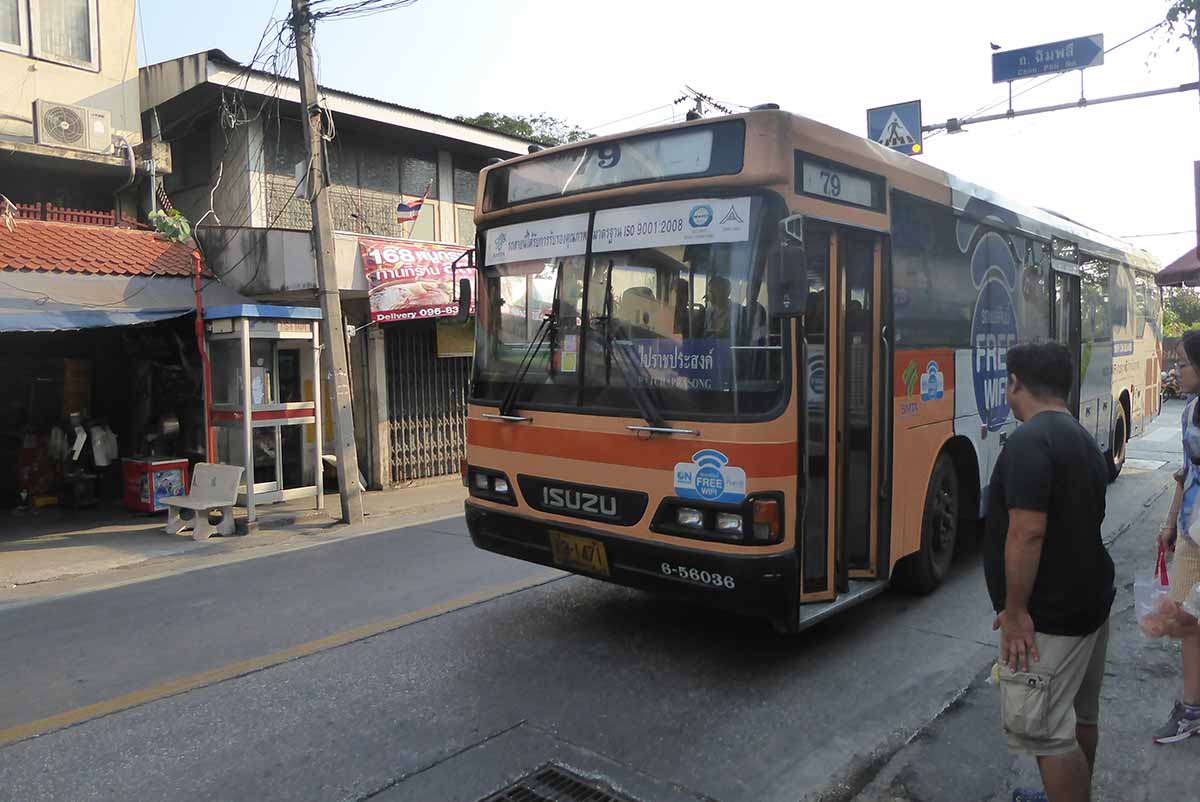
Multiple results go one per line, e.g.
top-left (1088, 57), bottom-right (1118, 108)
top-left (1121, 229), bottom-right (1197, 238)
top-left (585, 104), bottom-right (673, 133)
top-left (305, 0), bottom-right (420, 22)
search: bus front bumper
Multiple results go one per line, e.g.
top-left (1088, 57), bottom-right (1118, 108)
top-left (465, 501), bottom-right (800, 632)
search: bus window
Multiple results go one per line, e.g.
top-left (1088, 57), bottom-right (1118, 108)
top-left (476, 256), bottom-right (588, 408)
top-left (1142, 278), bottom-right (1161, 334)
top-left (1018, 242), bottom-right (1051, 341)
top-left (1080, 259), bottom-right (1112, 345)
top-left (475, 197), bottom-right (787, 419)
top-left (1135, 275), bottom-right (1149, 339)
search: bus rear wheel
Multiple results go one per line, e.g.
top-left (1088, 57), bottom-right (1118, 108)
top-left (893, 453), bottom-right (958, 594)
top-left (1106, 405), bottom-right (1128, 483)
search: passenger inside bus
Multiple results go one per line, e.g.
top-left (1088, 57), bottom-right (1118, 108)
top-left (704, 275), bottom-right (734, 338)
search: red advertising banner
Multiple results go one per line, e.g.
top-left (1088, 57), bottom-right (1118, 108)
top-left (358, 237), bottom-right (473, 323)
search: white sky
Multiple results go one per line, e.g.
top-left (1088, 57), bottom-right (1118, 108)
top-left (143, 0), bottom-right (1200, 265)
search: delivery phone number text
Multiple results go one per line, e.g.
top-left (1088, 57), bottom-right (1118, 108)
top-left (374, 305), bottom-right (459, 322)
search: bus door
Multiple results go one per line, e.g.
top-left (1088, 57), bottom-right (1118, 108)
top-left (799, 224), bottom-right (889, 601)
top-left (1052, 269), bottom-right (1082, 416)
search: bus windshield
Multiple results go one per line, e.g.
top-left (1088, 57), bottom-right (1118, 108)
top-left (472, 196), bottom-right (787, 420)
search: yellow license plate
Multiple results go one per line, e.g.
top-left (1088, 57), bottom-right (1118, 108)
top-left (548, 531), bottom-right (610, 576)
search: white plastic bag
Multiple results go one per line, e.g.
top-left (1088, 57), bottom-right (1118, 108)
top-left (1136, 545), bottom-right (1173, 639)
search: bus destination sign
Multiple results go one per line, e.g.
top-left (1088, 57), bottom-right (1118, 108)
top-left (484, 120), bottom-right (746, 211)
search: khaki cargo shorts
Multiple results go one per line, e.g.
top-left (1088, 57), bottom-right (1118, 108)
top-left (998, 620), bottom-right (1109, 756)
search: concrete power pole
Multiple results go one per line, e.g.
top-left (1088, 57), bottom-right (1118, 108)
top-left (290, 0), bottom-right (364, 524)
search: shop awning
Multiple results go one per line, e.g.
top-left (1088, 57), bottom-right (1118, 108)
top-left (0, 218), bottom-right (254, 332)
top-left (0, 272), bottom-right (253, 332)
top-left (1156, 248), bottom-right (1200, 287)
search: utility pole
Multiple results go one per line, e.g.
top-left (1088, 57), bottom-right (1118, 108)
top-left (290, 0), bottom-right (364, 524)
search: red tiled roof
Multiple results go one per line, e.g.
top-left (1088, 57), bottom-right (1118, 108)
top-left (0, 219), bottom-right (195, 276)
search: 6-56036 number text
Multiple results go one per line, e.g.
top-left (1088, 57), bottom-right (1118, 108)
top-left (660, 562), bottom-right (736, 589)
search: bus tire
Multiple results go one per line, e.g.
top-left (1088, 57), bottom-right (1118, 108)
top-left (893, 453), bottom-right (958, 594)
top-left (1106, 404), bottom-right (1128, 483)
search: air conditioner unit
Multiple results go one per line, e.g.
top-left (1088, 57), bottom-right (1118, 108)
top-left (32, 100), bottom-right (113, 154)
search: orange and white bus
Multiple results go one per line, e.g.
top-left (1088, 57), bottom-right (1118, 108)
top-left (461, 109), bottom-right (1161, 633)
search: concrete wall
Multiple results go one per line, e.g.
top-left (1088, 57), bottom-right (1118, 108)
top-left (195, 228), bottom-right (372, 297)
top-left (0, 0), bottom-right (141, 144)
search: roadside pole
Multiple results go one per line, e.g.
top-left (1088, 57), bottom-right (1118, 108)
top-left (289, 0), bottom-right (364, 524)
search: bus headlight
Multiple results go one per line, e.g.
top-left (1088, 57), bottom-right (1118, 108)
top-left (715, 512), bottom-right (743, 534)
top-left (676, 507), bottom-right (704, 528)
top-left (467, 467), bottom-right (516, 505)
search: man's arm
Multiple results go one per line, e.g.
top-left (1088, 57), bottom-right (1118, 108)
top-left (995, 508), bottom-right (1047, 673)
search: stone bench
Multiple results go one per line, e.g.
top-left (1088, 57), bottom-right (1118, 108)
top-left (163, 463), bottom-right (244, 541)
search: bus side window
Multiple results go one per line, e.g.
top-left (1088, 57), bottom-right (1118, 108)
top-left (1135, 275), bottom-right (1149, 339)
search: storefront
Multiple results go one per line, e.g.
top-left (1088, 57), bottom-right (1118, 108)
top-left (0, 221), bottom-right (249, 512)
top-left (358, 236), bottom-right (475, 484)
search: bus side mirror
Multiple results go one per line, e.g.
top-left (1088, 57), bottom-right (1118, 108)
top-left (454, 277), bottom-right (472, 323)
top-left (768, 215), bottom-right (806, 318)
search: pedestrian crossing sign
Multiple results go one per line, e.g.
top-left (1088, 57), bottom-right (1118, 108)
top-left (866, 100), bottom-right (923, 156)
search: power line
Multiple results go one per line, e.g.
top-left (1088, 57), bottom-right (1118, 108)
top-left (137, 0), bottom-right (150, 65)
top-left (1121, 229), bottom-right (1197, 238)
top-left (586, 104), bottom-right (673, 133)
top-left (305, 0), bottom-right (419, 21)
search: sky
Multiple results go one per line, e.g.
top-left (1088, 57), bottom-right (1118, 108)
top-left (138, 0), bottom-right (1200, 265)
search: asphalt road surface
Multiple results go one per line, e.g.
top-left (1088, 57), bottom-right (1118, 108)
top-left (0, 406), bottom-right (1184, 802)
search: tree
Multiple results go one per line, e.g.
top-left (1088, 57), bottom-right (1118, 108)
top-left (1164, 287), bottom-right (1200, 337)
top-left (455, 112), bottom-right (591, 147)
top-left (1165, 1), bottom-right (1199, 50)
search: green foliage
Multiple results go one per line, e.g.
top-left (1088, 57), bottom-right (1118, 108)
top-left (1164, 287), bottom-right (1200, 337)
top-left (455, 112), bottom-right (591, 147)
top-left (1165, 0), bottom-right (1199, 49)
top-left (149, 209), bottom-right (191, 245)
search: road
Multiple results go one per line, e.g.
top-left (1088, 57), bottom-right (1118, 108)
top-left (0, 406), bottom-right (1185, 802)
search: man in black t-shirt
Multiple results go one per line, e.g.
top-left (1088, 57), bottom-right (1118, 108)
top-left (985, 342), bottom-right (1113, 802)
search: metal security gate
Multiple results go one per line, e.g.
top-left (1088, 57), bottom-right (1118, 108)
top-left (385, 322), bottom-right (471, 483)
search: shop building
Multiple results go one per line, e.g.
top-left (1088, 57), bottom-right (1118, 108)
top-left (139, 50), bottom-right (530, 488)
top-left (0, 0), bottom-right (251, 511)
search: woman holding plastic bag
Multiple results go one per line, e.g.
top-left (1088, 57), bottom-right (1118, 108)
top-left (1151, 332), bottom-right (1200, 743)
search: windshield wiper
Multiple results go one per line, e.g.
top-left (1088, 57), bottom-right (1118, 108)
top-left (498, 262), bottom-right (564, 418)
top-left (589, 259), bottom-right (667, 429)
top-left (610, 320), bottom-right (668, 429)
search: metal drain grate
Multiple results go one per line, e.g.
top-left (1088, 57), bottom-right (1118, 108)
top-left (480, 763), bottom-right (638, 802)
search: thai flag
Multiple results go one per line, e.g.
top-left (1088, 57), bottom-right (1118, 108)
top-left (395, 197), bottom-right (425, 224)
top-left (397, 180), bottom-right (433, 225)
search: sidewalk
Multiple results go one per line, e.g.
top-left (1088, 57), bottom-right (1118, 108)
top-left (0, 478), bottom-right (467, 599)
top-left (852, 469), bottom-right (1198, 802)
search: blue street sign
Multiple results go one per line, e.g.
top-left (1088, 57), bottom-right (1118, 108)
top-left (866, 100), bottom-right (923, 156)
top-left (992, 34), bottom-right (1104, 84)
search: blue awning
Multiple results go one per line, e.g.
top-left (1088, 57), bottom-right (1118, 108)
top-left (0, 273), bottom-right (254, 333)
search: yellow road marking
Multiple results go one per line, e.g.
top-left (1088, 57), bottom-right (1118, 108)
top-left (0, 571), bottom-right (560, 749)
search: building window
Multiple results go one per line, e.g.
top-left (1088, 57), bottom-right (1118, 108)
top-left (0, 0), bottom-right (29, 55)
top-left (165, 126), bottom-right (213, 192)
top-left (29, 0), bottom-right (99, 71)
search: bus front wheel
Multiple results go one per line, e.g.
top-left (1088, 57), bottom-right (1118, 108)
top-left (893, 453), bottom-right (958, 594)
top-left (1106, 405), bottom-right (1128, 483)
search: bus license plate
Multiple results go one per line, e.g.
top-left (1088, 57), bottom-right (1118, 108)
top-left (548, 531), bottom-right (610, 576)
